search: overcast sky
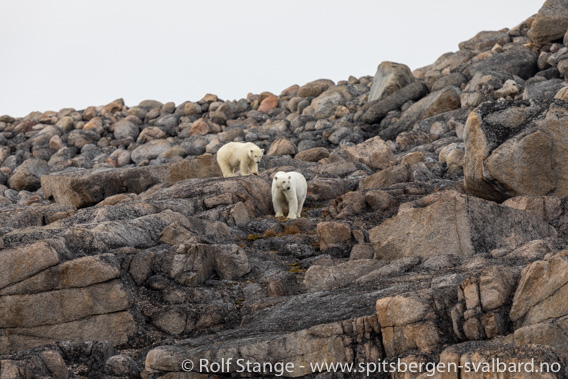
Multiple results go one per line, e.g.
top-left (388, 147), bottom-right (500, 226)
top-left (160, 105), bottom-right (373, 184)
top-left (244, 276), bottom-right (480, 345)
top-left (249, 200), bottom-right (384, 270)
top-left (1, 0), bottom-right (540, 118)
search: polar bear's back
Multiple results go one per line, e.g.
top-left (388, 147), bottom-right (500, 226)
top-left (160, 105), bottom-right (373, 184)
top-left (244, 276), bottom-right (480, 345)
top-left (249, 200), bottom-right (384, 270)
top-left (217, 142), bottom-right (249, 164)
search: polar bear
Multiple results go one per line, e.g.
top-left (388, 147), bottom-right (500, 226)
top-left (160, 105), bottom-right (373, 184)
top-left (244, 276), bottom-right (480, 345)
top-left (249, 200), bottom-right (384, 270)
top-left (216, 142), bottom-right (264, 178)
top-left (272, 171), bottom-right (307, 220)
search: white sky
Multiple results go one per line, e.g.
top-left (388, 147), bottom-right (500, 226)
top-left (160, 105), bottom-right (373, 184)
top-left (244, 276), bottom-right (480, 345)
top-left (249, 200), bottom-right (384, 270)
top-left (1, 0), bottom-right (540, 118)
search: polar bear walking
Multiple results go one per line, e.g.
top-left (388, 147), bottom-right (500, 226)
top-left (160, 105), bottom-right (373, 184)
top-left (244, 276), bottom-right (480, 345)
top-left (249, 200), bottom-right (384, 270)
top-left (272, 171), bottom-right (307, 220)
top-left (216, 142), bottom-right (264, 177)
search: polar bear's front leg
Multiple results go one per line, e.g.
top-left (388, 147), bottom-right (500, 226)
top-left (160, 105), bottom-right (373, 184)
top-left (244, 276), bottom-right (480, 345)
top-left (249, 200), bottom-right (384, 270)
top-left (240, 160), bottom-right (251, 176)
top-left (273, 195), bottom-right (284, 217)
top-left (249, 161), bottom-right (259, 175)
top-left (285, 192), bottom-right (298, 220)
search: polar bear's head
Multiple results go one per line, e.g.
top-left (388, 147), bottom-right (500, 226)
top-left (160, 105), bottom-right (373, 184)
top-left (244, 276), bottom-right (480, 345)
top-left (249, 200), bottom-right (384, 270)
top-left (273, 172), bottom-right (292, 191)
top-left (248, 146), bottom-right (264, 164)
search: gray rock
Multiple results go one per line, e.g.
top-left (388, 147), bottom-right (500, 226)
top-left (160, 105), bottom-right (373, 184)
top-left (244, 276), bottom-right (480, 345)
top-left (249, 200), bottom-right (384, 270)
top-left (105, 354), bottom-right (140, 378)
top-left (431, 72), bottom-right (468, 92)
top-left (113, 119), bottom-right (139, 141)
top-left (463, 100), bottom-right (568, 201)
top-left (311, 87), bottom-right (354, 119)
top-left (528, 0), bottom-right (568, 45)
top-left (380, 86), bottom-right (461, 141)
top-left (131, 139), bottom-right (171, 163)
top-left (522, 78), bottom-right (567, 100)
top-left (8, 158), bottom-right (50, 191)
top-left (67, 129), bottom-right (100, 149)
top-left (153, 114), bottom-right (179, 136)
top-left (459, 31), bottom-right (511, 52)
top-left (359, 81), bottom-right (429, 124)
top-left (298, 79), bottom-right (335, 98)
top-left (368, 61), bottom-right (415, 102)
top-left (467, 46), bottom-right (538, 80)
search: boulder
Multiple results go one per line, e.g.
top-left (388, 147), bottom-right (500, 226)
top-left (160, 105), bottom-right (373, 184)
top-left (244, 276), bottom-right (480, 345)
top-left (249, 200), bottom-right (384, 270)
top-left (528, 0), bottom-right (568, 45)
top-left (464, 99), bottom-right (568, 201)
top-left (101, 98), bottom-right (124, 115)
top-left (7, 158), bottom-right (50, 191)
top-left (359, 164), bottom-right (412, 190)
top-left (369, 191), bottom-right (555, 260)
top-left (359, 81), bottom-right (429, 124)
top-left (380, 86), bottom-right (461, 141)
top-left (346, 136), bottom-right (394, 170)
top-left (258, 95), bottom-right (278, 113)
top-left (187, 118), bottom-right (222, 136)
top-left (316, 221), bottom-right (351, 251)
top-left (368, 61), bottom-right (415, 102)
top-left (467, 46), bottom-right (537, 80)
top-left (297, 79), bottom-right (335, 98)
top-left (113, 119), bottom-right (139, 141)
top-left (266, 138), bottom-right (297, 156)
top-left (131, 139), bottom-right (171, 163)
top-left (461, 71), bottom-right (518, 108)
top-left (41, 156), bottom-right (221, 208)
top-left (295, 147), bottom-right (329, 162)
top-left (310, 87), bottom-right (354, 119)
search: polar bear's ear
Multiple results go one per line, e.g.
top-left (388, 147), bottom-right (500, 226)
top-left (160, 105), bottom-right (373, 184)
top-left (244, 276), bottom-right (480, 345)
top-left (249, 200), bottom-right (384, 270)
top-left (261, 149), bottom-right (264, 153)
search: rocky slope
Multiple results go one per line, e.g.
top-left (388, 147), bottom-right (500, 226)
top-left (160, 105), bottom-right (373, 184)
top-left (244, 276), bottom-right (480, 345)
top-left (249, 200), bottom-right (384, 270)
top-left (2, 1), bottom-right (568, 378)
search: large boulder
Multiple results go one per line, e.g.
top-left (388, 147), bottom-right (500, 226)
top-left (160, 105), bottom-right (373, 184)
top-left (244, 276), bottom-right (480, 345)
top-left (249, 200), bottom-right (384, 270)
top-left (41, 156), bottom-right (221, 208)
top-left (369, 191), bottom-right (555, 260)
top-left (368, 61), bottom-right (415, 102)
top-left (8, 159), bottom-right (50, 191)
top-left (464, 99), bottom-right (568, 201)
top-left (130, 139), bottom-right (171, 163)
top-left (345, 136), bottom-right (395, 170)
top-left (379, 86), bottom-right (461, 141)
top-left (310, 87), bottom-right (354, 119)
top-left (297, 79), bottom-right (335, 98)
top-left (467, 46), bottom-right (537, 80)
top-left (528, 0), bottom-right (568, 45)
top-left (359, 81), bottom-right (429, 124)
top-left (113, 119), bottom-right (139, 141)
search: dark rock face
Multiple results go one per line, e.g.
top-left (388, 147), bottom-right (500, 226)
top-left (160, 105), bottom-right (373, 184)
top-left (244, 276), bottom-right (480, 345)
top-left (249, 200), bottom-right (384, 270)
top-left (2, 2), bottom-right (568, 377)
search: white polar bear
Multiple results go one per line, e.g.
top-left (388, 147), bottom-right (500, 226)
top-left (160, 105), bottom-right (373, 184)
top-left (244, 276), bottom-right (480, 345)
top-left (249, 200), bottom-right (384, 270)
top-left (272, 171), bottom-right (308, 220)
top-left (216, 142), bottom-right (264, 178)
